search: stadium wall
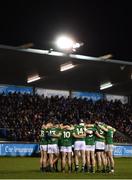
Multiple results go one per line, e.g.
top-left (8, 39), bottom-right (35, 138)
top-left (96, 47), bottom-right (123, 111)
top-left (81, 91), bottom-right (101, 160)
top-left (0, 84), bottom-right (33, 94)
top-left (0, 142), bottom-right (132, 157)
top-left (0, 143), bottom-right (39, 156)
top-left (35, 88), bottom-right (69, 97)
top-left (0, 84), bottom-right (129, 103)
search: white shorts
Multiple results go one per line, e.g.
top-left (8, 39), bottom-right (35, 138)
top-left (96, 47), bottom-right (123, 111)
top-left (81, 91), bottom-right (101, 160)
top-left (105, 144), bottom-right (113, 152)
top-left (95, 141), bottom-right (105, 150)
top-left (47, 144), bottom-right (59, 154)
top-left (74, 141), bottom-right (86, 151)
top-left (85, 145), bottom-right (95, 152)
top-left (60, 146), bottom-right (72, 153)
top-left (40, 145), bottom-right (47, 151)
top-left (72, 145), bottom-right (74, 156)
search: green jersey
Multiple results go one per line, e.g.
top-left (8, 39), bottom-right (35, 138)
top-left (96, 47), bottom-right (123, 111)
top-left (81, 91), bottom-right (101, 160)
top-left (60, 128), bottom-right (73, 147)
top-left (39, 128), bottom-right (47, 145)
top-left (47, 127), bottom-right (60, 145)
top-left (73, 125), bottom-right (85, 141)
top-left (95, 124), bottom-right (105, 142)
top-left (105, 129), bottom-right (114, 144)
top-left (85, 127), bottom-right (95, 145)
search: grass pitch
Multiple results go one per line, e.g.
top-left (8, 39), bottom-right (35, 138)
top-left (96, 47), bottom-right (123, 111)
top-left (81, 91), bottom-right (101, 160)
top-left (0, 157), bottom-right (132, 179)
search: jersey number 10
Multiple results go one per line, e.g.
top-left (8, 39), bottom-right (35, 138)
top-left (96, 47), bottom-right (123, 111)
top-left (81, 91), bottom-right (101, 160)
top-left (63, 131), bottom-right (70, 138)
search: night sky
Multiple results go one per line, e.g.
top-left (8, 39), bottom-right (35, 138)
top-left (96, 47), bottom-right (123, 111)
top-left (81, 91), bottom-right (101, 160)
top-left (0, 0), bottom-right (132, 61)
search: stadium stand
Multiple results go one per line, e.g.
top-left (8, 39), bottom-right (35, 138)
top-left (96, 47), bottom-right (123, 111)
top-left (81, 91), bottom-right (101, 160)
top-left (0, 93), bottom-right (132, 143)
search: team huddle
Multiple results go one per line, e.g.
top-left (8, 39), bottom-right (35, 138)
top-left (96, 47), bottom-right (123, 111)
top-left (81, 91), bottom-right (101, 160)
top-left (39, 117), bottom-right (116, 174)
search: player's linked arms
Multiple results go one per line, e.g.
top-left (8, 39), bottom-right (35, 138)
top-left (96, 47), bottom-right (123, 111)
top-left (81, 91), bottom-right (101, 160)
top-left (86, 124), bottom-right (94, 128)
top-left (69, 126), bottom-right (74, 130)
top-left (85, 129), bottom-right (93, 135)
top-left (51, 133), bottom-right (61, 138)
top-left (95, 131), bottom-right (105, 139)
top-left (107, 125), bottom-right (116, 132)
top-left (72, 132), bottom-right (86, 138)
top-left (61, 125), bottom-right (69, 129)
top-left (98, 125), bottom-right (108, 132)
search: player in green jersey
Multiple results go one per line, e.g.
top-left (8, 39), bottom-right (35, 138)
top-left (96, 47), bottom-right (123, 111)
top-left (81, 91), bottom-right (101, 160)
top-left (70, 119), bottom-right (77, 172)
top-left (47, 120), bottom-right (61, 172)
top-left (94, 121), bottom-right (108, 173)
top-left (60, 122), bottom-right (73, 173)
top-left (39, 122), bottom-right (48, 172)
top-left (53, 120), bottom-right (62, 172)
top-left (73, 119), bottom-right (86, 172)
top-left (104, 125), bottom-right (116, 173)
top-left (85, 121), bottom-right (96, 173)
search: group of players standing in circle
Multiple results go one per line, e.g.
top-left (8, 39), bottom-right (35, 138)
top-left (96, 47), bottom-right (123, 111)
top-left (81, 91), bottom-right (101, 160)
top-left (39, 116), bottom-right (116, 174)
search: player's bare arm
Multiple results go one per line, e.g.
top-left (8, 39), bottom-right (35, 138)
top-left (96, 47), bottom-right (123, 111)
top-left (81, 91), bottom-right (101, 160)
top-left (98, 125), bottom-right (108, 132)
top-left (95, 131), bottom-right (105, 139)
top-left (72, 132), bottom-right (86, 138)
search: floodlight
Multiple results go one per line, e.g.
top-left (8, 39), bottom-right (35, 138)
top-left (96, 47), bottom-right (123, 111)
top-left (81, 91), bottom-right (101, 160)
top-left (60, 62), bottom-right (75, 72)
top-left (27, 75), bottom-right (41, 83)
top-left (73, 43), bottom-right (81, 49)
top-left (56, 36), bottom-right (74, 50)
top-left (100, 82), bottom-right (113, 90)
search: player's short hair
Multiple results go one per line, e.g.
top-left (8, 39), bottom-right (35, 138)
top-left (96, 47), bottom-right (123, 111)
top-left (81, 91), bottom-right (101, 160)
top-left (86, 119), bottom-right (91, 124)
top-left (42, 121), bottom-right (46, 125)
top-left (91, 113), bottom-right (101, 123)
top-left (53, 119), bottom-right (59, 125)
top-left (47, 118), bottom-right (53, 124)
top-left (63, 121), bottom-right (70, 126)
top-left (80, 119), bottom-right (84, 123)
top-left (71, 119), bottom-right (77, 125)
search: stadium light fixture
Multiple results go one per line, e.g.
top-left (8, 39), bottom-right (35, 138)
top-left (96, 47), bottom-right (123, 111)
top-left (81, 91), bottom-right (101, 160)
top-left (27, 75), bottom-right (41, 83)
top-left (100, 82), bottom-right (113, 90)
top-left (60, 62), bottom-right (75, 72)
top-left (56, 36), bottom-right (74, 50)
top-left (55, 35), bottom-right (83, 51)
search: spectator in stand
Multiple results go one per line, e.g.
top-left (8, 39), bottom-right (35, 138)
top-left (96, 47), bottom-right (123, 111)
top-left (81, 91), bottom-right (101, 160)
top-left (0, 93), bottom-right (131, 142)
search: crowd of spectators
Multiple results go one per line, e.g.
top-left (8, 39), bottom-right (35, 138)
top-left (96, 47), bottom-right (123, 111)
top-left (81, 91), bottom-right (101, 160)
top-left (0, 93), bottom-right (132, 143)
